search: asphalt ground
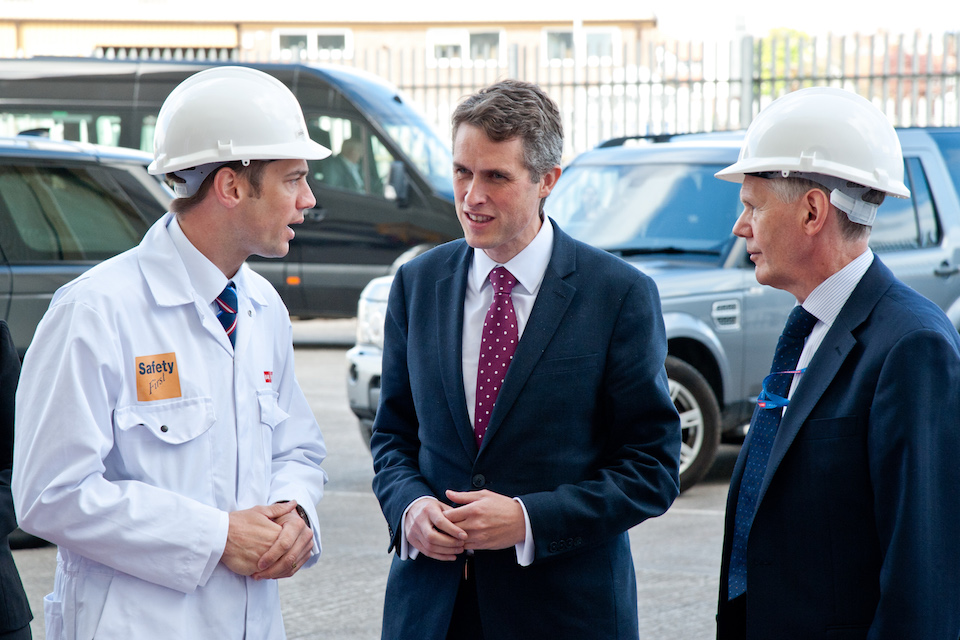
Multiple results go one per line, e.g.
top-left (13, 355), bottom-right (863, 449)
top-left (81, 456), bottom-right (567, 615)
top-left (13, 319), bottom-right (736, 639)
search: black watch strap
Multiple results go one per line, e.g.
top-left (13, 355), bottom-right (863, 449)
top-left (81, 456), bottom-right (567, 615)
top-left (276, 500), bottom-right (311, 529)
top-left (295, 504), bottom-right (311, 529)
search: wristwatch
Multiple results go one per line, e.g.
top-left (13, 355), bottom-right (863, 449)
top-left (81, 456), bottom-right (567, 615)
top-left (276, 500), bottom-right (311, 529)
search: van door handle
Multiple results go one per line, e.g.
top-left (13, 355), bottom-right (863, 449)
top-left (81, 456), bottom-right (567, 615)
top-left (934, 260), bottom-right (960, 277)
top-left (304, 207), bottom-right (326, 222)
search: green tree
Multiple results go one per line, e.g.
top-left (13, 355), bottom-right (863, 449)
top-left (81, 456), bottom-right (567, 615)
top-left (757, 28), bottom-right (811, 98)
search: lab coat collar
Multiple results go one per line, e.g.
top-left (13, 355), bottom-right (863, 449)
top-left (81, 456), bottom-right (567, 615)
top-left (138, 212), bottom-right (268, 309)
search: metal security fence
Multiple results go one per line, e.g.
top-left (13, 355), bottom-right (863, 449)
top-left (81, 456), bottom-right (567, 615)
top-left (751, 32), bottom-right (960, 128)
top-left (302, 40), bottom-right (753, 160)
top-left (287, 32), bottom-right (960, 160)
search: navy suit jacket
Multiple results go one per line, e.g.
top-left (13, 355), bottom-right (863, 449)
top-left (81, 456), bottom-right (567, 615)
top-left (371, 221), bottom-right (681, 640)
top-left (718, 258), bottom-right (960, 639)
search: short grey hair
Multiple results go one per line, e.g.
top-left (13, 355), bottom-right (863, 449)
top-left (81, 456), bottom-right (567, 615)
top-left (763, 176), bottom-right (879, 242)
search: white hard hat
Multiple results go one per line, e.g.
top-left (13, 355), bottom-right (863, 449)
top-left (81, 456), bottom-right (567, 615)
top-left (715, 87), bottom-right (909, 200)
top-left (148, 66), bottom-right (330, 177)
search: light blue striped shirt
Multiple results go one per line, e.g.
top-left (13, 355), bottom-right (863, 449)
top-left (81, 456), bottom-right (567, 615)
top-left (789, 248), bottom-right (874, 398)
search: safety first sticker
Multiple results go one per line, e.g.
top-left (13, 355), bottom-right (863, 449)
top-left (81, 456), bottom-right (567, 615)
top-left (135, 352), bottom-right (182, 402)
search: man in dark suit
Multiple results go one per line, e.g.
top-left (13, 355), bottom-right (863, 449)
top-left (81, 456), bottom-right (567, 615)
top-left (714, 87), bottom-right (960, 638)
top-left (0, 322), bottom-right (33, 639)
top-left (371, 79), bottom-right (681, 639)
top-left (322, 137), bottom-right (364, 192)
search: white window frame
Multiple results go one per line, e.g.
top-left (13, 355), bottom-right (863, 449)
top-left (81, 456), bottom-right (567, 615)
top-left (426, 28), bottom-right (468, 65)
top-left (542, 26), bottom-right (621, 67)
top-left (583, 27), bottom-right (620, 66)
top-left (543, 29), bottom-right (576, 66)
top-left (273, 28), bottom-right (353, 62)
top-left (468, 30), bottom-right (505, 65)
top-left (427, 28), bottom-right (505, 67)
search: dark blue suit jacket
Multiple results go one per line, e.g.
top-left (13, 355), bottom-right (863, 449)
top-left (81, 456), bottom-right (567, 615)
top-left (718, 258), bottom-right (960, 639)
top-left (371, 222), bottom-right (681, 640)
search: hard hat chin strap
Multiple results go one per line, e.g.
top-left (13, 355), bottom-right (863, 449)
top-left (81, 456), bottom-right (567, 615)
top-left (829, 189), bottom-right (877, 226)
top-left (172, 161), bottom-right (229, 198)
top-left (783, 171), bottom-right (879, 227)
top-left (171, 159), bottom-right (250, 198)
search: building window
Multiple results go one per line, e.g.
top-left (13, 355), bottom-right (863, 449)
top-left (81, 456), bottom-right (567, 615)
top-left (428, 29), bottom-right (504, 65)
top-left (587, 32), bottom-right (614, 59)
top-left (317, 34), bottom-right (346, 53)
top-left (274, 29), bottom-right (352, 61)
top-left (434, 43), bottom-right (463, 60)
top-left (469, 32), bottom-right (500, 61)
top-left (546, 31), bottom-right (575, 61)
top-left (279, 34), bottom-right (309, 60)
top-left (543, 27), bottom-right (620, 65)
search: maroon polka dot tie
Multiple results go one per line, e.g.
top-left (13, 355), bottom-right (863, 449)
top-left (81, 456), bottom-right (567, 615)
top-left (474, 266), bottom-right (518, 448)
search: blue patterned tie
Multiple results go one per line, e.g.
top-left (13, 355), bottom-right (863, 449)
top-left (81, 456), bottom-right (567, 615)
top-left (216, 282), bottom-right (238, 347)
top-left (727, 305), bottom-right (818, 599)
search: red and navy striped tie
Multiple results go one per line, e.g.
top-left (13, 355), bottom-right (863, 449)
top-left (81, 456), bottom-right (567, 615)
top-left (216, 282), bottom-right (238, 347)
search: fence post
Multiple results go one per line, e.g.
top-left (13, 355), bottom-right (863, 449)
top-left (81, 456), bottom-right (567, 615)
top-left (739, 34), bottom-right (754, 128)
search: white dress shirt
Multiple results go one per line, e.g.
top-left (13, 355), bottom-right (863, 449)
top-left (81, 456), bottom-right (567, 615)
top-left (401, 218), bottom-right (555, 566)
top-left (168, 214), bottom-right (233, 320)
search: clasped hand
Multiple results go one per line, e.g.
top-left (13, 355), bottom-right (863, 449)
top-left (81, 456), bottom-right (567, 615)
top-left (404, 489), bottom-right (526, 561)
top-left (221, 501), bottom-right (313, 579)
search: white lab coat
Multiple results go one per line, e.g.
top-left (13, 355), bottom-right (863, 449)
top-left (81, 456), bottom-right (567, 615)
top-left (12, 212), bottom-right (327, 639)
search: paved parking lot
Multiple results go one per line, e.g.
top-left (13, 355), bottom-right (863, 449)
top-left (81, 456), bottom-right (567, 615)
top-left (13, 319), bottom-right (737, 639)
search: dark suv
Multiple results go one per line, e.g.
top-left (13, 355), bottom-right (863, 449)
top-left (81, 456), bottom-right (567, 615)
top-left (0, 135), bottom-right (174, 548)
top-left (347, 128), bottom-right (960, 492)
top-left (0, 135), bottom-right (171, 356)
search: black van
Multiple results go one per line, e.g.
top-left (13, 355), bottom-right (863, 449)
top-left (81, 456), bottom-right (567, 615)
top-left (0, 58), bottom-right (460, 318)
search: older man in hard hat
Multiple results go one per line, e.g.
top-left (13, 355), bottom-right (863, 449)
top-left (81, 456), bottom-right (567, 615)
top-left (715, 87), bottom-right (960, 639)
top-left (12, 67), bottom-right (330, 640)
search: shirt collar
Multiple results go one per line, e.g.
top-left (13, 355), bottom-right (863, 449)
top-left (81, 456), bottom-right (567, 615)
top-left (167, 214), bottom-right (231, 305)
top-left (470, 216), bottom-right (555, 294)
top-left (802, 248), bottom-right (874, 325)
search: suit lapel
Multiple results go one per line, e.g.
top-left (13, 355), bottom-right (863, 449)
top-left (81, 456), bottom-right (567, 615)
top-left (756, 258), bottom-right (896, 506)
top-left (479, 223), bottom-right (577, 450)
top-left (436, 244), bottom-right (477, 457)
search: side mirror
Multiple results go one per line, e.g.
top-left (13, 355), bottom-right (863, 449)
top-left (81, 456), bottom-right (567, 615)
top-left (385, 160), bottom-right (410, 208)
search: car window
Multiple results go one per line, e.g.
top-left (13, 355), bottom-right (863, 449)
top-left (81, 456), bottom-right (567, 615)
top-left (0, 162), bottom-right (149, 261)
top-left (305, 116), bottom-right (396, 198)
top-left (869, 157), bottom-right (939, 252)
top-left (0, 112), bottom-right (123, 146)
top-left (547, 162), bottom-right (743, 255)
top-left (927, 130), bottom-right (960, 196)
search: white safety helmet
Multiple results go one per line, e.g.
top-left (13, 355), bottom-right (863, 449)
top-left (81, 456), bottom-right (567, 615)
top-left (148, 66), bottom-right (330, 194)
top-left (716, 87), bottom-right (909, 226)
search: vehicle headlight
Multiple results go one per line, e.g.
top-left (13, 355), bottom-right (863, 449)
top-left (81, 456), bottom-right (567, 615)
top-left (355, 276), bottom-right (393, 349)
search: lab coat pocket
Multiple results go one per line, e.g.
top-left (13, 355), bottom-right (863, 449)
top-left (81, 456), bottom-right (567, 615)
top-left (257, 390), bottom-right (289, 431)
top-left (113, 397), bottom-right (217, 502)
top-left (256, 390), bottom-right (289, 480)
top-left (43, 593), bottom-right (63, 640)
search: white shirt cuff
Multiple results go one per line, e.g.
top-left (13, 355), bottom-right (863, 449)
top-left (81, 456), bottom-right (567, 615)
top-left (400, 495), bottom-right (534, 566)
top-left (514, 497), bottom-right (535, 567)
top-left (399, 496), bottom-right (434, 561)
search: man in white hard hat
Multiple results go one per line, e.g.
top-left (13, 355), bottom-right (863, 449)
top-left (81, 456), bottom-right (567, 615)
top-left (715, 87), bottom-right (960, 639)
top-left (12, 66), bottom-right (331, 639)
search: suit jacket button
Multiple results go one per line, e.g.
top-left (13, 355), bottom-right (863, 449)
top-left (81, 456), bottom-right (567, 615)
top-left (472, 474), bottom-right (485, 488)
